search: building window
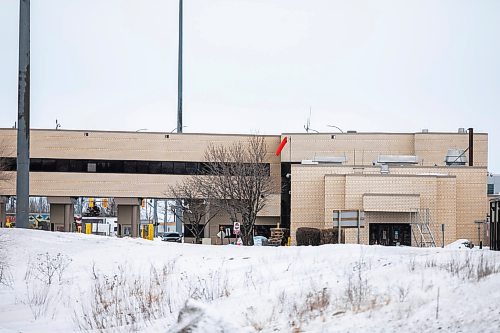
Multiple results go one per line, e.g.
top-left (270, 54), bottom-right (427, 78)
top-left (488, 184), bottom-right (494, 195)
top-left (87, 163), bottom-right (96, 173)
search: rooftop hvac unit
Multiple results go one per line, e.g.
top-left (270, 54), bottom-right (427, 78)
top-left (445, 149), bottom-right (467, 166)
top-left (458, 128), bottom-right (466, 134)
top-left (422, 129), bottom-right (429, 133)
top-left (376, 155), bottom-right (419, 165)
top-left (312, 156), bottom-right (347, 164)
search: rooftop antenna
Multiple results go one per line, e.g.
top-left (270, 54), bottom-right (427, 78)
top-left (55, 119), bottom-right (61, 130)
top-left (304, 107), bottom-right (319, 133)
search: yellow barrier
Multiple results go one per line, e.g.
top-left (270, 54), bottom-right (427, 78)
top-left (148, 224), bottom-right (154, 241)
top-left (85, 223), bottom-right (91, 234)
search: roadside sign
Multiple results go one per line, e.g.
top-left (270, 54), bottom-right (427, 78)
top-left (217, 230), bottom-right (226, 239)
top-left (233, 222), bottom-right (241, 235)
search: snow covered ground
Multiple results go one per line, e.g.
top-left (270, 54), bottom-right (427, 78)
top-left (0, 229), bottom-right (499, 333)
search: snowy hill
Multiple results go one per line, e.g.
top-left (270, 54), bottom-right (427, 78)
top-left (0, 229), bottom-right (499, 332)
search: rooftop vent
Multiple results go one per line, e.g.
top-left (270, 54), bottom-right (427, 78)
top-left (313, 156), bottom-right (347, 164)
top-left (445, 149), bottom-right (467, 166)
top-left (458, 128), bottom-right (465, 134)
top-left (422, 129), bottom-right (429, 133)
top-left (376, 155), bottom-right (419, 165)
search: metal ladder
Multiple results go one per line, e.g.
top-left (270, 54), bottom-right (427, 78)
top-left (410, 209), bottom-right (437, 247)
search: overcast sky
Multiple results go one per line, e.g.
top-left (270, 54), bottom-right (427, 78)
top-left (0, 0), bottom-right (499, 172)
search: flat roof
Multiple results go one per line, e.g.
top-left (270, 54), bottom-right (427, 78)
top-left (0, 128), bottom-right (488, 136)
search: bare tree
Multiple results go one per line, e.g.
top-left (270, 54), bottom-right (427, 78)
top-left (29, 197), bottom-right (50, 214)
top-left (169, 179), bottom-right (219, 244)
top-left (195, 135), bottom-right (275, 245)
top-left (0, 140), bottom-right (14, 183)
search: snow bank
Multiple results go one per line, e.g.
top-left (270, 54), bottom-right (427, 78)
top-left (0, 229), bottom-right (499, 333)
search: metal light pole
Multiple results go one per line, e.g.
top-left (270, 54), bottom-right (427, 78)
top-left (177, 0), bottom-right (183, 133)
top-left (16, 0), bottom-right (30, 229)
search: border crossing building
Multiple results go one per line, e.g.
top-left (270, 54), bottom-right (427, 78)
top-left (0, 128), bottom-right (489, 246)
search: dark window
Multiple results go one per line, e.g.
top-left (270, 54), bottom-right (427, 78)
top-left (183, 225), bottom-right (203, 238)
top-left (174, 162), bottom-right (186, 174)
top-left (123, 161), bottom-right (136, 173)
top-left (56, 159), bottom-right (69, 172)
top-left (42, 159), bottom-right (56, 172)
top-left (96, 161), bottom-right (111, 173)
top-left (199, 162), bottom-right (210, 174)
top-left (149, 161), bottom-right (162, 174)
top-left (30, 158), bottom-right (42, 171)
top-left (6, 157), bottom-right (271, 176)
top-left (70, 159), bottom-right (86, 172)
top-left (161, 161), bottom-right (173, 174)
top-left (136, 161), bottom-right (149, 174)
top-left (488, 184), bottom-right (495, 195)
top-left (185, 162), bottom-right (199, 175)
top-left (2, 157), bottom-right (16, 171)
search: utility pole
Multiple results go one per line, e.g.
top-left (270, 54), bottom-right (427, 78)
top-left (177, 0), bottom-right (183, 133)
top-left (16, 0), bottom-right (30, 229)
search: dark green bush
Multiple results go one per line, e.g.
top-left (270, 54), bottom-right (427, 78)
top-left (296, 227), bottom-right (321, 246)
top-left (320, 228), bottom-right (338, 245)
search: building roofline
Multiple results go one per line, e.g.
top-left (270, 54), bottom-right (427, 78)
top-left (295, 164), bottom-right (487, 170)
top-left (282, 132), bottom-right (488, 136)
top-left (0, 128), bottom-right (280, 138)
top-left (0, 128), bottom-right (487, 137)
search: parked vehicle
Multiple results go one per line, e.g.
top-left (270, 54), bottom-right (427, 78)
top-left (161, 232), bottom-right (182, 243)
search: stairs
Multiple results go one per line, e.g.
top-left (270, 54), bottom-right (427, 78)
top-left (410, 209), bottom-right (437, 247)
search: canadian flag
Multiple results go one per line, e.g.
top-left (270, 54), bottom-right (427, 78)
top-left (275, 137), bottom-right (288, 156)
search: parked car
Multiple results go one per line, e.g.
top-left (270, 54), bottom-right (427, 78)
top-left (161, 232), bottom-right (182, 243)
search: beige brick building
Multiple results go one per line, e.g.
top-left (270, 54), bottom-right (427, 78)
top-left (283, 131), bottom-right (488, 245)
top-left (0, 128), bottom-right (489, 246)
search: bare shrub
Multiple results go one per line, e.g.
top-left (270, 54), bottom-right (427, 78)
top-left (344, 261), bottom-right (372, 312)
top-left (0, 231), bottom-right (13, 286)
top-left (187, 269), bottom-right (230, 302)
top-left (279, 286), bottom-right (332, 332)
top-left (26, 252), bottom-right (72, 285)
top-left (397, 285), bottom-right (410, 303)
top-left (424, 257), bottom-right (437, 268)
top-left (439, 252), bottom-right (499, 281)
top-left (407, 256), bottom-right (416, 272)
top-left (75, 262), bottom-right (177, 332)
top-left (25, 282), bottom-right (51, 320)
top-left (475, 253), bottom-right (499, 281)
top-left (245, 305), bottom-right (278, 332)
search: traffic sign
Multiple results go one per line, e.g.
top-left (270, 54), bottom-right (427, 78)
top-left (233, 222), bottom-right (241, 235)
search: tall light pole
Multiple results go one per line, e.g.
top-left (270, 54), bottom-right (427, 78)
top-left (177, 0), bottom-right (183, 133)
top-left (16, 0), bottom-right (30, 229)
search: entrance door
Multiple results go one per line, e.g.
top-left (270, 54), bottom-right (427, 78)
top-left (369, 223), bottom-right (411, 246)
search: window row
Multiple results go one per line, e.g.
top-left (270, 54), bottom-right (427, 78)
top-left (0, 157), bottom-right (270, 176)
